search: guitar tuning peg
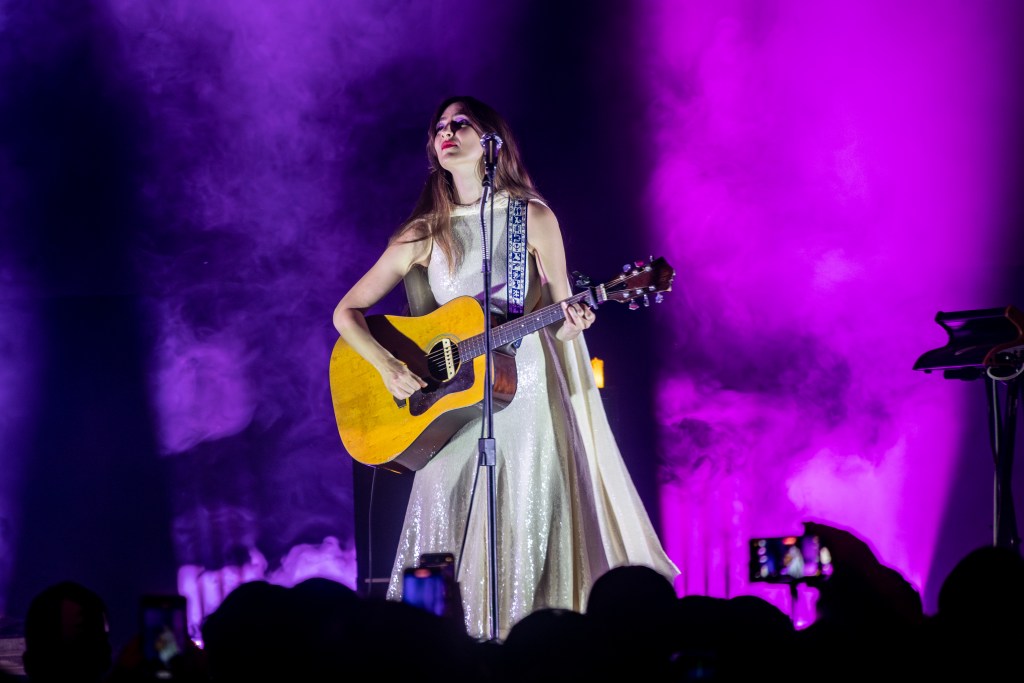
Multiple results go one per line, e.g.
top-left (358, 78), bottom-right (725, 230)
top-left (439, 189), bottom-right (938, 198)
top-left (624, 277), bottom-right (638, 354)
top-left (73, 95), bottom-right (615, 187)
top-left (622, 264), bottom-right (631, 273)
top-left (634, 259), bottom-right (645, 268)
top-left (655, 292), bottom-right (664, 304)
top-left (628, 299), bottom-right (640, 311)
top-left (643, 294), bottom-right (650, 307)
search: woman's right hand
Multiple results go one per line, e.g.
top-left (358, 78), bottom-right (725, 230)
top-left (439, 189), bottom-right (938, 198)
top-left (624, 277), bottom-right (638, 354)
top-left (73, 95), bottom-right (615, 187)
top-left (379, 357), bottom-right (428, 400)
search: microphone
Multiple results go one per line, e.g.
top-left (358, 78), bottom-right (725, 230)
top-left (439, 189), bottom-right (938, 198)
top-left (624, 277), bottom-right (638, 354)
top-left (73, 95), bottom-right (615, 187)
top-left (480, 132), bottom-right (503, 170)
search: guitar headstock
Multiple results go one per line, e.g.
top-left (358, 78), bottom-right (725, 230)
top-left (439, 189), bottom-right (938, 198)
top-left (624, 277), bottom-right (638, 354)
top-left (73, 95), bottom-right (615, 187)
top-left (595, 256), bottom-right (675, 310)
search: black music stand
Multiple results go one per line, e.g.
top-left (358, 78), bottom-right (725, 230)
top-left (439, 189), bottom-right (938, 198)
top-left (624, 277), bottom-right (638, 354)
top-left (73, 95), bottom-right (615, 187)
top-left (913, 305), bottom-right (1024, 553)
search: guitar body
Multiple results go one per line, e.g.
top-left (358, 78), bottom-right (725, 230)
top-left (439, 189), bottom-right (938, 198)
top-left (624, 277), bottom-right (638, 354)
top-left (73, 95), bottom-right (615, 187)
top-left (329, 295), bottom-right (518, 472)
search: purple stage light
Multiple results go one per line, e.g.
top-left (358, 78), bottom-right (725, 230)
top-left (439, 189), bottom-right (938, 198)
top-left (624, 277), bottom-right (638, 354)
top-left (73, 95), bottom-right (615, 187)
top-left (642, 1), bottom-right (1023, 618)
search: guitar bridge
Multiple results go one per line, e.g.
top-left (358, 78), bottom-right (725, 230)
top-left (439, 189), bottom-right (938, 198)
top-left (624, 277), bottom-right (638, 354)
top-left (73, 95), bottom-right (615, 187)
top-left (441, 338), bottom-right (456, 380)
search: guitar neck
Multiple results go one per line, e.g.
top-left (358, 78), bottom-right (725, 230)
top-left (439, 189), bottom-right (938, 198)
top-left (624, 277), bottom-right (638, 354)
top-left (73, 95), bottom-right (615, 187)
top-left (460, 290), bottom-right (594, 360)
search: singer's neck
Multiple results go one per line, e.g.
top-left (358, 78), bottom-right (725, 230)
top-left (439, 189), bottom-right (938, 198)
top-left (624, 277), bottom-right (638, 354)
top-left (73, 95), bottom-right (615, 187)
top-left (451, 167), bottom-right (485, 206)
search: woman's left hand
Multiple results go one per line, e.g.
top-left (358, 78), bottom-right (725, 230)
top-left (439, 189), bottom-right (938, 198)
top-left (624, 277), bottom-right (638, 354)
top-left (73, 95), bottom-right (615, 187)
top-left (556, 301), bottom-right (596, 341)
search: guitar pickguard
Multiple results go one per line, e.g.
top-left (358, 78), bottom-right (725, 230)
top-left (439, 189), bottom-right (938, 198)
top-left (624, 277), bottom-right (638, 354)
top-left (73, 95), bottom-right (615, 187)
top-left (410, 346), bottom-right (473, 417)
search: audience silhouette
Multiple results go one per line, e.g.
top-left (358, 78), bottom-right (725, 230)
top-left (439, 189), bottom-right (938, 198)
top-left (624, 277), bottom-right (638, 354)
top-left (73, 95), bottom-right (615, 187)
top-left (585, 564), bottom-right (679, 678)
top-left (10, 524), bottom-right (1022, 682)
top-left (284, 577), bottom-right (362, 681)
top-left (199, 581), bottom-right (291, 683)
top-left (22, 580), bottom-right (112, 683)
top-left (796, 521), bottom-right (925, 678)
top-left (923, 543), bottom-right (1024, 679)
top-left (498, 607), bottom-right (607, 681)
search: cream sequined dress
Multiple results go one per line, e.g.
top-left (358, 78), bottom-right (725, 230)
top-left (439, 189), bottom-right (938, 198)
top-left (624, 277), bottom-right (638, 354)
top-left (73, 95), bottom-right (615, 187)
top-left (385, 193), bottom-right (679, 640)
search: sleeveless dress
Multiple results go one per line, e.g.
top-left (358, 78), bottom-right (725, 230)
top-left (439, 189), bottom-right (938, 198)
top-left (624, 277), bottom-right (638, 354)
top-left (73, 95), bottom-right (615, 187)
top-left (385, 194), bottom-right (679, 640)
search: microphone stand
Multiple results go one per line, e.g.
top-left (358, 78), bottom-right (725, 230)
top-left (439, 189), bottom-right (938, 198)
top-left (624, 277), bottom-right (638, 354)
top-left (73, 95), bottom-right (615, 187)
top-left (478, 158), bottom-right (499, 641)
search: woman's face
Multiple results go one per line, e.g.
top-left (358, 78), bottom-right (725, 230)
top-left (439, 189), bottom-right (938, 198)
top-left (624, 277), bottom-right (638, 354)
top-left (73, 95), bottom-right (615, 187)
top-left (433, 102), bottom-right (483, 173)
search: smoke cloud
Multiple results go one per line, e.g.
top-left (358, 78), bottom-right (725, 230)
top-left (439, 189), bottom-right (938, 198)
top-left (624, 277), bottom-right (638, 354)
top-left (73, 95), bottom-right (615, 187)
top-left (643, 1), bottom-right (1022, 613)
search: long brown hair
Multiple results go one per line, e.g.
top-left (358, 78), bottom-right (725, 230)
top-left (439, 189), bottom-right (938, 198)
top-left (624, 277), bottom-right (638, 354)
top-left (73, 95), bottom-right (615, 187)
top-left (392, 96), bottom-right (544, 272)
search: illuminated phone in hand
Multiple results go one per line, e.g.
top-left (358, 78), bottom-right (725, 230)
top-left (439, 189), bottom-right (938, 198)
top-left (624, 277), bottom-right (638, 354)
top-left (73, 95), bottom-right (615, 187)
top-left (139, 594), bottom-right (188, 680)
top-left (749, 535), bottom-right (832, 583)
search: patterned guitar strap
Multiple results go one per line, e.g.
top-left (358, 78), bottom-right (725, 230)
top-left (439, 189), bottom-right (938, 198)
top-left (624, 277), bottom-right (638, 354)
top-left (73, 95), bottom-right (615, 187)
top-left (506, 197), bottom-right (528, 350)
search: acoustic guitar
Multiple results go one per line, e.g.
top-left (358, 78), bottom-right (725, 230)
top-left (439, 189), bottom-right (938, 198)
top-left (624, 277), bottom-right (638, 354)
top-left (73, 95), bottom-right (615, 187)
top-left (329, 257), bottom-right (675, 472)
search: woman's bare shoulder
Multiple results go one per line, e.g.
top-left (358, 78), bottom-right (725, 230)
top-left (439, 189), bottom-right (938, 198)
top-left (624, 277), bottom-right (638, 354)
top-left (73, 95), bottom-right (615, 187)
top-left (526, 199), bottom-right (560, 238)
top-left (527, 198), bottom-right (559, 223)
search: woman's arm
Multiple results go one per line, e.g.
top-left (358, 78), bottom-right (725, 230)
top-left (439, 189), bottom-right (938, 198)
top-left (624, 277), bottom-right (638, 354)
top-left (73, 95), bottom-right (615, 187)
top-left (332, 227), bottom-right (431, 399)
top-left (527, 201), bottom-right (596, 342)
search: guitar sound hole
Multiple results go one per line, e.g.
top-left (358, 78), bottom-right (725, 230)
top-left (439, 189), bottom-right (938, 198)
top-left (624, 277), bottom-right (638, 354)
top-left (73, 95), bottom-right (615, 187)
top-left (426, 339), bottom-right (461, 383)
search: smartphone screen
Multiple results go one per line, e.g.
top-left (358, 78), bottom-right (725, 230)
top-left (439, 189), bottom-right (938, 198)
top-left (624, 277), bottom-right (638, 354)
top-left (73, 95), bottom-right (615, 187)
top-left (139, 594), bottom-right (188, 679)
top-left (749, 535), bottom-right (831, 583)
top-left (402, 566), bottom-right (449, 617)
